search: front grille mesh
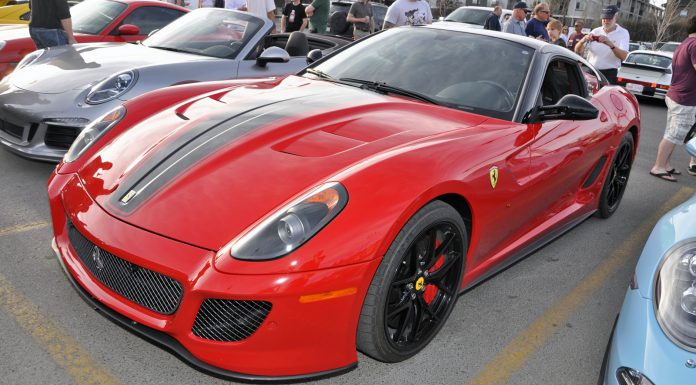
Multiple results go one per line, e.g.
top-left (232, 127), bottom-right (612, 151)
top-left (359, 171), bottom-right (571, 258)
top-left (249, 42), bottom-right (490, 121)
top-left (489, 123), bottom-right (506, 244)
top-left (192, 299), bottom-right (272, 342)
top-left (67, 221), bottom-right (183, 315)
top-left (45, 125), bottom-right (80, 149)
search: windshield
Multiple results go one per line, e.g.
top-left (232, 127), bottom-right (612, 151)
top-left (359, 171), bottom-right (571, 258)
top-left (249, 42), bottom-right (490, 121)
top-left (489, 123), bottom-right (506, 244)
top-left (72, 0), bottom-right (128, 34)
top-left (625, 53), bottom-right (671, 68)
top-left (659, 43), bottom-right (679, 53)
top-left (307, 28), bottom-right (533, 120)
top-left (143, 8), bottom-right (265, 59)
top-left (444, 8), bottom-right (490, 25)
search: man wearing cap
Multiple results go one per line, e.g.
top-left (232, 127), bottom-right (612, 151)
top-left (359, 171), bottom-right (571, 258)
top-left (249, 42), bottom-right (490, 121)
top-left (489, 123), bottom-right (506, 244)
top-left (574, 5), bottom-right (629, 84)
top-left (503, 2), bottom-right (529, 36)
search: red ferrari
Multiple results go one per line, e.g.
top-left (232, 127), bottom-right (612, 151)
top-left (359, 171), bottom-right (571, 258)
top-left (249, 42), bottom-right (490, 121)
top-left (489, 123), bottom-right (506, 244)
top-left (48, 25), bottom-right (640, 381)
top-left (0, 0), bottom-right (187, 79)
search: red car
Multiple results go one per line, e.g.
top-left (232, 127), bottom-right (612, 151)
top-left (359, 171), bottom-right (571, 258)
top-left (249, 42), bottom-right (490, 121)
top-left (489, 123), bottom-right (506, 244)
top-left (0, 0), bottom-right (187, 79)
top-left (48, 26), bottom-right (640, 381)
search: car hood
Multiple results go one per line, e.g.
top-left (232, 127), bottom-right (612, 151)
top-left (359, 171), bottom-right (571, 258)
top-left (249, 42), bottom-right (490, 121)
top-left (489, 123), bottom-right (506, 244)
top-left (77, 76), bottom-right (489, 250)
top-left (10, 43), bottom-right (216, 94)
top-left (0, 24), bottom-right (30, 40)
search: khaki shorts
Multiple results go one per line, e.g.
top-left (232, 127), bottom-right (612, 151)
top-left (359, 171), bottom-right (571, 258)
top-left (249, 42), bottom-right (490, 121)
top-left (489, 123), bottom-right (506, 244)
top-left (665, 96), bottom-right (696, 144)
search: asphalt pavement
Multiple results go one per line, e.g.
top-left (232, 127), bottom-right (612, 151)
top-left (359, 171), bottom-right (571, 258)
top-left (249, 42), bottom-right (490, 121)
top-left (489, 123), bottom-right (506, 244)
top-left (0, 97), bottom-right (694, 385)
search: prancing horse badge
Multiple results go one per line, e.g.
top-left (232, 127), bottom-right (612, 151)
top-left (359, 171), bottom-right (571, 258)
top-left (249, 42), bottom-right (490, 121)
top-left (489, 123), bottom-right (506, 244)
top-left (489, 166), bottom-right (499, 189)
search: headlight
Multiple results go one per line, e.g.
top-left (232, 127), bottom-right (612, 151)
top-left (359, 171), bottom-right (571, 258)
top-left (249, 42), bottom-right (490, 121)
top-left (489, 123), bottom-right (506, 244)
top-left (63, 106), bottom-right (125, 163)
top-left (616, 367), bottom-right (655, 385)
top-left (16, 49), bottom-right (44, 70)
top-left (231, 183), bottom-right (348, 261)
top-left (655, 239), bottom-right (696, 351)
top-left (85, 70), bottom-right (138, 104)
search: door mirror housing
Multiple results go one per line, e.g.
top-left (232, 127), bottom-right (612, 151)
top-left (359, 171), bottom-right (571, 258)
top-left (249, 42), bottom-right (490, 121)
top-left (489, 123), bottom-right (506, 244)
top-left (118, 24), bottom-right (141, 36)
top-left (256, 46), bottom-right (290, 67)
top-left (307, 49), bottom-right (323, 64)
top-left (524, 94), bottom-right (599, 123)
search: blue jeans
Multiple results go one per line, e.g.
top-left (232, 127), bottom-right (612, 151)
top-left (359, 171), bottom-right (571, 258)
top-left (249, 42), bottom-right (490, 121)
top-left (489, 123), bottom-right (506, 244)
top-left (29, 27), bottom-right (69, 49)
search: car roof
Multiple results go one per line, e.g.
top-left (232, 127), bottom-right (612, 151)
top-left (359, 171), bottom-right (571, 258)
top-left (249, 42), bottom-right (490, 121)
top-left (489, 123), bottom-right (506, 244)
top-left (430, 22), bottom-right (567, 52)
top-left (628, 49), bottom-right (673, 58)
top-left (452, 6), bottom-right (511, 11)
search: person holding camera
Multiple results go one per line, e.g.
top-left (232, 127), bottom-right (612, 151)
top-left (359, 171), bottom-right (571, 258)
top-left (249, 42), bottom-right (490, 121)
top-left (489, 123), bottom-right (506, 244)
top-left (574, 5), bottom-right (628, 84)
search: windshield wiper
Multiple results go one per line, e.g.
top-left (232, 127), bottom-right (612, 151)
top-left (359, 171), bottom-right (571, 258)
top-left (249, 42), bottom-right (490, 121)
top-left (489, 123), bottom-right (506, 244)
top-left (305, 68), bottom-right (335, 80)
top-left (147, 46), bottom-right (193, 54)
top-left (339, 78), bottom-right (440, 105)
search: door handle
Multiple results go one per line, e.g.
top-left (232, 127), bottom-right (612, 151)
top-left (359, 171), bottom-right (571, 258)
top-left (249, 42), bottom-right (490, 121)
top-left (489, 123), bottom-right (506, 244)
top-left (600, 112), bottom-right (608, 122)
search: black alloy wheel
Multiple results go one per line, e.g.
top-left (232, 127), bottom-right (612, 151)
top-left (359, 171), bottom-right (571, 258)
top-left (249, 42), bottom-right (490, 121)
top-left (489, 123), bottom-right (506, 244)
top-left (357, 201), bottom-right (467, 362)
top-left (598, 133), bottom-right (634, 218)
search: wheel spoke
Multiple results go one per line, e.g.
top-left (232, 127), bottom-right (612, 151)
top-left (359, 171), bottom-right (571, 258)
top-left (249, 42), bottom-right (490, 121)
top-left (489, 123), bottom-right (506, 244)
top-left (425, 230), bottom-right (455, 270)
top-left (391, 275), bottom-right (417, 288)
top-left (393, 298), bottom-right (414, 342)
top-left (418, 294), bottom-right (439, 322)
top-left (432, 278), bottom-right (455, 296)
top-left (387, 297), bottom-right (410, 319)
top-left (427, 251), bottom-right (461, 282)
top-left (408, 298), bottom-right (423, 341)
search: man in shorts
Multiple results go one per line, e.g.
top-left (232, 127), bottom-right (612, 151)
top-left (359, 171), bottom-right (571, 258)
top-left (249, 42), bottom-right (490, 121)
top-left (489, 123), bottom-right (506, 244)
top-left (650, 15), bottom-right (696, 182)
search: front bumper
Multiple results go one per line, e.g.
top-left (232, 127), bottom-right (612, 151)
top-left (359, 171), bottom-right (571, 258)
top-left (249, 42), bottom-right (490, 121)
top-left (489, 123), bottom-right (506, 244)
top-left (601, 287), bottom-right (696, 385)
top-left (48, 172), bottom-right (376, 380)
top-left (0, 85), bottom-right (113, 162)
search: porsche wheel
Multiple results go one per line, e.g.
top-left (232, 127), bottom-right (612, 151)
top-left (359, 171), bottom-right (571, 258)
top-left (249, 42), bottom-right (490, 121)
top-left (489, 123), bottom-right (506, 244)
top-left (357, 201), bottom-right (467, 362)
top-left (598, 133), bottom-right (634, 218)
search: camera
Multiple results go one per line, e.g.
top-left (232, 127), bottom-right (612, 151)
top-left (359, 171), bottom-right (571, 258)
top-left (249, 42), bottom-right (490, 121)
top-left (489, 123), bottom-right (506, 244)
top-left (590, 35), bottom-right (601, 41)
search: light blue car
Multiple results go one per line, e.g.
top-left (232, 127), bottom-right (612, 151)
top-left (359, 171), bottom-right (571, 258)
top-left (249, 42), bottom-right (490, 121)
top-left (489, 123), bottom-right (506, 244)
top-left (600, 138), bottom-right (696, 385)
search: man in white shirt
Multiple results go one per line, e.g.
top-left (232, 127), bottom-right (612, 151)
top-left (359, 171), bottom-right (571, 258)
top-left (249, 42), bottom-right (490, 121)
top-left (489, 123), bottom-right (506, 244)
top-left (573, 5), bottom-right (629, 84)
top-left (246, 0), bottom-right (276, 31)
top-left (382, 0), bottom-right (432, 29)
top-left (224, 0), bottom-right (246, 10)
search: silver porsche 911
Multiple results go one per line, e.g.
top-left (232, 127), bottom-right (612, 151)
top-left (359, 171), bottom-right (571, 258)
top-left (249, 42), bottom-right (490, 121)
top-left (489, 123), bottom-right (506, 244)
top-left (0, 8), bottom-right (349, 162)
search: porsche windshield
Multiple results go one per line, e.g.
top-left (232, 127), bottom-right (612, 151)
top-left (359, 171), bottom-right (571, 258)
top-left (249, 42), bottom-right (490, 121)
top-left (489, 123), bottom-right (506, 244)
top-left (72, 0), bottom-right (128, 34)
top-left (143, 9), bottom-right (264, 59)
top-left (309, 28), bottom-right (533, 120)
top-left (444, 8), bottom-right (491, 25)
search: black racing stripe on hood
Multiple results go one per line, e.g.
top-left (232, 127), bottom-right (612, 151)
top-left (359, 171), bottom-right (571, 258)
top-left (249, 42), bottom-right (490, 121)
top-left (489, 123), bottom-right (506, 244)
top-left (104, 87), bottom-right (374, 215)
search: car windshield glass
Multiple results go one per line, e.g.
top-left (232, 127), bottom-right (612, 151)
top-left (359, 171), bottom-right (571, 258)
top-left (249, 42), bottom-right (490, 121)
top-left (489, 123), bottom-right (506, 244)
top-left (659, 43), bottom-right (679, 53)
top-left (625, 53), bottom-right (671, 68)
top-left (444, 8), bottom-right (489, 25)
top-left (143, 9), bottom-right (265, 59)
top-left (306, 28), bottom-right (533, 120)
top-left (72, 0), bottom-right (128, 34)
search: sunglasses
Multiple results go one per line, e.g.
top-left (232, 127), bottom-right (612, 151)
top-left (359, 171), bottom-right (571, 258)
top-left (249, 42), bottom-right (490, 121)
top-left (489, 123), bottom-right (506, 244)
top-left (538, 10), bottom-right (550, 14)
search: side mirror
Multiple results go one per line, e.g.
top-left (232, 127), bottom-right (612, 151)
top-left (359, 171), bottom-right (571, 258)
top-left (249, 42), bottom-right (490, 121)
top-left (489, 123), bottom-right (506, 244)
top-left (524, 94), bottom-right (599, 123)
top-left (118, 24), bottom-right (141, 36)
top-left (256, 46), bottom-right (290, 67)
top-left (306, 49), bottom-right (322, 64)
top-left (687, 137), bottom-right (696, 158)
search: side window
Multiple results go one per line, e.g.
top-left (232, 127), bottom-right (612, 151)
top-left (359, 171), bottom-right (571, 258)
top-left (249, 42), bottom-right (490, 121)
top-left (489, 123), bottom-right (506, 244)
top-left (111, 7), bottom-right (186, 36)
top-left (539, 59), bottom-right (586, 106)
top-left (579, 63), bottom-right (599, 96)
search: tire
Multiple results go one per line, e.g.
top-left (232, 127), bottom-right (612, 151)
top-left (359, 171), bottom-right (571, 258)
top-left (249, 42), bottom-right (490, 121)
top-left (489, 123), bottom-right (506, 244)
top-left (597, 133), bottom-right (634, 218)
top-left (329, 11), bottom-right (349, 35)
top-left (356, 201), bottom-right (467, 362)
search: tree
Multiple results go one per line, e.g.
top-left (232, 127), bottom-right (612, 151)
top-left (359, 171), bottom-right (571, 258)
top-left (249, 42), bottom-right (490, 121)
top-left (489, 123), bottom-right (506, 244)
top-left (653, 0), bottom-right (695, 45)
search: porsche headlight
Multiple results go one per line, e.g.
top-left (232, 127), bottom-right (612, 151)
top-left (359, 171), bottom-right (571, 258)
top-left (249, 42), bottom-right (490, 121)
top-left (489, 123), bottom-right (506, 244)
top-left (63, 106), bottom-right (125, 163)
top-left (85, 70), bottom-right (138, 104)
top-left (16, 49), bottom-right (44, 70)
top-left (655, 239), bottom-right (696, 351)
top-left (231, 183), bottom-right (348, 261)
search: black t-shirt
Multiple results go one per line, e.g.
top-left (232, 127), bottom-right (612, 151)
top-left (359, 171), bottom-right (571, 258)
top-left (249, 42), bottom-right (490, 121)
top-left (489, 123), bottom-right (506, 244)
top-left (283, 2), bottom-right (307, 32)
top-left (29, 0), bottom-right (71, 29)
